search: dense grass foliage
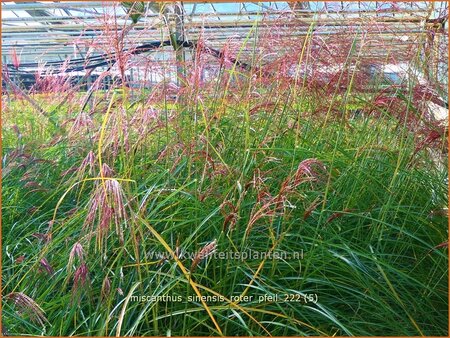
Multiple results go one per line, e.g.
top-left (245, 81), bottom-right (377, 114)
top-left (2, 85), bottom-right (447, 335)
top-left (1, 3), bottom-right (448, 334)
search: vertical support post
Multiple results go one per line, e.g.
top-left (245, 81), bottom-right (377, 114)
top-left (85, 46), bottom-right (93, 109)
top-left (174, 2), bottom-right (186, 87)
top-left (130, 67), bottom-right (135, 99)
top-left (3, 55), bottom-right (11, 100)
top-left (423, 2), bottom-right (436, 83)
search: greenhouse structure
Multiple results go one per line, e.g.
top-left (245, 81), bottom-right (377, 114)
top-left (1, 1), bottom-right (448, 336)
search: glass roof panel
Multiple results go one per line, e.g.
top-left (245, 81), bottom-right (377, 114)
top-left (1, 1), bottom-right (447, 66)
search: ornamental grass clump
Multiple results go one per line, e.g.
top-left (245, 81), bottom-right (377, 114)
top-left (1, 2), bottom-right (448, 336)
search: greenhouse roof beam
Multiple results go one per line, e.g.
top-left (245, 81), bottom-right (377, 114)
top-left (1, 2), bottom-right (109, 10)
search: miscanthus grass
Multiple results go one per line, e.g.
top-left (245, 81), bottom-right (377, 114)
top-left (2, 91), bottom-right (447, 335)
top-left (2, 15), bottom-right (448, 336)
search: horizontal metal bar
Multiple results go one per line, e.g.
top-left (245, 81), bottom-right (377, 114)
top-left (1, 18), bottom-right (427, 34)
top-left (1, 15), bottom-right (134, 23)
top-left (1, 18), bottom-right (430, 33)
top-left (1, 25), bottom-right (430, 41)
top-left (1, 2), bottom-right (110, 10)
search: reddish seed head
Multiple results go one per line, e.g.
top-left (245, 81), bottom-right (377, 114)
top-left (191, 239), bottom-right (217, 272)
top-left (303, 198), bottom-right (321, 220)
top-left (23, 181), bottom-right (42, 189)
top-left (326, 209), bottom-right (352, 224)
top-left (68, 242), bottom-right (85, 277)
top-left (101, 276), bottom-right (111, 300)
top-left (295, 158), bottom-right (327, 183)
top-left (15, 255), bottom-right (25, 264)
top-left (70, 242), bottom-right (84, 262)
top-left (32, 232), bottom-right (51, 243)
top-left (73, 263), bottom-right (89, 292)
top-left (69, 113), bottom-right (94, 138)
top-left (10, 47), bottom-right (21, 69)
top-left (78, 151), bottom-right (97, 177)
top-left (101, 163), bottom-right (114, 177)
top-left (7, 292), bottom-right (48, 326)
top-left (39, 258), bottom-right (54, 276)
top-left (84, 170), bottom-right (128, 244)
